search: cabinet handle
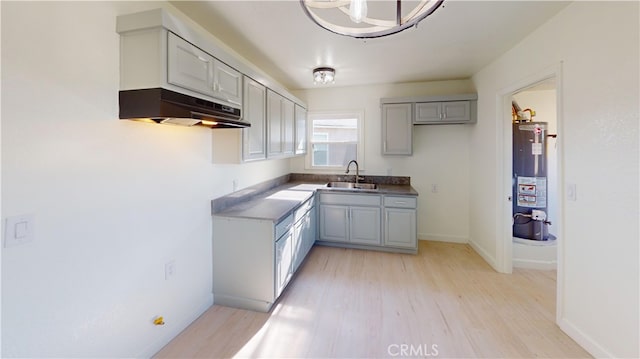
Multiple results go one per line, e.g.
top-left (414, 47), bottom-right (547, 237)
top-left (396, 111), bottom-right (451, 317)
top-left (394, 201), bottom-right (406, 204)
top-left (443, 111), bottom-right (447, 119)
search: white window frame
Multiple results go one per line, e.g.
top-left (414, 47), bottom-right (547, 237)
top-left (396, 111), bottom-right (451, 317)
top-left (305, 110), bottom-right (365, 171)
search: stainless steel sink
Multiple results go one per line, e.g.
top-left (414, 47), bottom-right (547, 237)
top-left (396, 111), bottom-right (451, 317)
top-left (326, 182), bottom-right (378, 190)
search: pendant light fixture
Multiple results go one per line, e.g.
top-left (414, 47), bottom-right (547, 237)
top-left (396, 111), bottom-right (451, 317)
top-left (300, 0), bottom-right (445, 39)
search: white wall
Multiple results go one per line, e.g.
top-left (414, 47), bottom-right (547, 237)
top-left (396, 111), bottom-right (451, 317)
top-left (292, 80), bottom-right (475, 243)
top-left (471, 2), bottom-right (639, 357)
top-left (1, 2), bottom-right (290, 357)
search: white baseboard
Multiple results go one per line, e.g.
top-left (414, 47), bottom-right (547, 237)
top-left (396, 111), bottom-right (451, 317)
top-left (513, 258), bottom-right (556, 270)
top-left (419, 233), bottom-right (468, 243)
top-left (468, 237), bottom-right (499, 271)
top-left (558, 316), bottom-right (614, 358)
top-left (138, 293), bottom-right (214, 358)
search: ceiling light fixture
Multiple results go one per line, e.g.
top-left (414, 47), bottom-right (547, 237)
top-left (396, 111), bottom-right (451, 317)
top-left (300, 0), bottom-right (445, 39)
top-left (313, 67), bottom-right (336, 84)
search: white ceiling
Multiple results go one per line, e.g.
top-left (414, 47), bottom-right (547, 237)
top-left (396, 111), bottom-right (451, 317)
top-left (170, 0), bottom-right (570, 91)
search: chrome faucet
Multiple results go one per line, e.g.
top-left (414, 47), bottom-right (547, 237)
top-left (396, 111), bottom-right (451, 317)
top-left (345, 160), bottom-right (363, 184)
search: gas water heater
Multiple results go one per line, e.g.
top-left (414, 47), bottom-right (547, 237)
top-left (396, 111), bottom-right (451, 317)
top-left (512, 121), bottom-right (551, 240)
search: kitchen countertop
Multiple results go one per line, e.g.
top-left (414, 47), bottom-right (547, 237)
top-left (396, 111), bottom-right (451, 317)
top-left (212, 178), bottom-right (418, 223)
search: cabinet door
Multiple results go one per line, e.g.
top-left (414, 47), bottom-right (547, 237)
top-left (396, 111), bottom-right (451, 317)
top-left (384, 208), bottom-right (417, 249)
top-left (267, 90), bottom-right (283, 158)
top-left (350, 206), bottom-right (381, 245)
top-left (292, 219), bottom-right (305, 273)
top-left (414, 102), bottom-right (442, 123)
top-left (306, 205), bottom-right (317, 251)
top-left (242, 77), bottom-right (267, 161)
top-left (167, 32), bottom-right (214, 97)
top-left (275, 231), bottom-right (293, 297)
top-left (295, 104), bottom-right (307, 155)
top-left (382, 103), bottom-right (413, 155)
top-left (441, 101), bottom-right (470, 123)
top-left (415, 101), bottom-right (471, 124)
top-left (319, 205), bottom-right (348, 242)
top-left (213, 60), bottom-right (242, 107)
top-left (293, 205), bottom-right (316, 272)
top-left (282, 98), bottom-right (295, 156)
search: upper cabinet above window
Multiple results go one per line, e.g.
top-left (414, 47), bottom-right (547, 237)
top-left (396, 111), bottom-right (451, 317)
top-left (414, 100), bottom-right (472, 124)
top-left (381, 94), bottom-right (477, 126)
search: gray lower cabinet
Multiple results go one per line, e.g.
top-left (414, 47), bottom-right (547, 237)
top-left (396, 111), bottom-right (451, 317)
top-left (319, 193), bottom-right (381, 245)
top-left (318, 192), bottom-right (416, 253)
top-left (212, 196), bottom-right (316, 312)
top-left (350, 207), bottom-right (381, 245)
top-left (293, 202), bottom-right (316, 273)
top-left (383, 196), bottom-right (418, 249)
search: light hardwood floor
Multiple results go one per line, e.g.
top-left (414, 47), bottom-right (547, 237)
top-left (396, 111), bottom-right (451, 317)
top-left (155, 241), bottom-right (590, 358)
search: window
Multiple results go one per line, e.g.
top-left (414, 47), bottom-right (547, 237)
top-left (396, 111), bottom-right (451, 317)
top-left (306, 111), bottom-right (364, 170)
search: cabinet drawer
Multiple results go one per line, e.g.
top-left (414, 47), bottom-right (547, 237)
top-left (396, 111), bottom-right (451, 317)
top-left (275, 213), bottom-right (294, 240)
top-left (383, 196), bottom-right (417, 209)
top-left (294, 196), bottom-right (314, 222)
top-left (320, 193), bottom-right (381, 206)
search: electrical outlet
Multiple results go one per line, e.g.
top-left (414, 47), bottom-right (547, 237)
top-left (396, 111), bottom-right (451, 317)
top-left (431, 184), bottom-right (438, 193)
top-left (165, 260), bottom-right (176, 280)
top-left (232, 179), bottom-right (238, 192)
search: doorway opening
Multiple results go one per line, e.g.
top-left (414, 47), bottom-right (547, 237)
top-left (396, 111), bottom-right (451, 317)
top-left (497, 63), bottom-right (564, 323)
top-left (511, 80), bottom-right (558, 270)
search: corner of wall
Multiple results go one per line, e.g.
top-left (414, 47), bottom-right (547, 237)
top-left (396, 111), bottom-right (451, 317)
top-left (468, 237), bottom-right (499, 271)
top-left (138, 294), bottom-right (214, 358)
top-left (558, 317), bottom-right (614, 358)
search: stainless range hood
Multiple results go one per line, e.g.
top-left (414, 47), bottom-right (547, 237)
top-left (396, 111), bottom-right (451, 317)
top-left (119, 88), bottom-right (249, 128)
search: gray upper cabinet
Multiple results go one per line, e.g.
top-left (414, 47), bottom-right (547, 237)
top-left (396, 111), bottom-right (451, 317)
top-left (381, 94), bottom-right (477, 126)
top-left (382, 103), bottom-right (413, 156)
top-left (295, 104), bottom-right (307, 155)
top-left (242, 77), bottom-right (267, 161)
top-left (213, 60), bottom-right (242, 107)
top-left (415, 100), bottom-right (472, 124)
top-left (267, 89), bottom-right (296, 158)
top-left (267, 90), bottom-right (284, 158)
top-left (167, 32), bottom-right (242, 107)
top-left (282, 98), bottom-right (295, 156)
top-left (167, 32), bottom-right (215, 98)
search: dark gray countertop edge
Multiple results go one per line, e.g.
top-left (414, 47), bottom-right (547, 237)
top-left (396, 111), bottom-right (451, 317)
top-left (211, 174), bottom-right (418, 222)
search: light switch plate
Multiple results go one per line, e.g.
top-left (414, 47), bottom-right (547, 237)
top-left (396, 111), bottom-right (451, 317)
top-left (165, 260), bottom-right (176, 280)
top-left (4, 214), bottom-right (35, 248)
top-left (566, 183), bottom-right (577, 201)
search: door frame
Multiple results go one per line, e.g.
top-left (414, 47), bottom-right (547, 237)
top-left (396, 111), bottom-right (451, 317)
top-left (495, 62), bottom-right (565, 323)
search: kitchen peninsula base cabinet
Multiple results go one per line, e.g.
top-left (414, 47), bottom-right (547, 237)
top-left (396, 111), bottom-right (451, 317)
top-left (318, 192), bottom-right (417, 254)
top-left (212, 197), bottom-right (316, 312)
